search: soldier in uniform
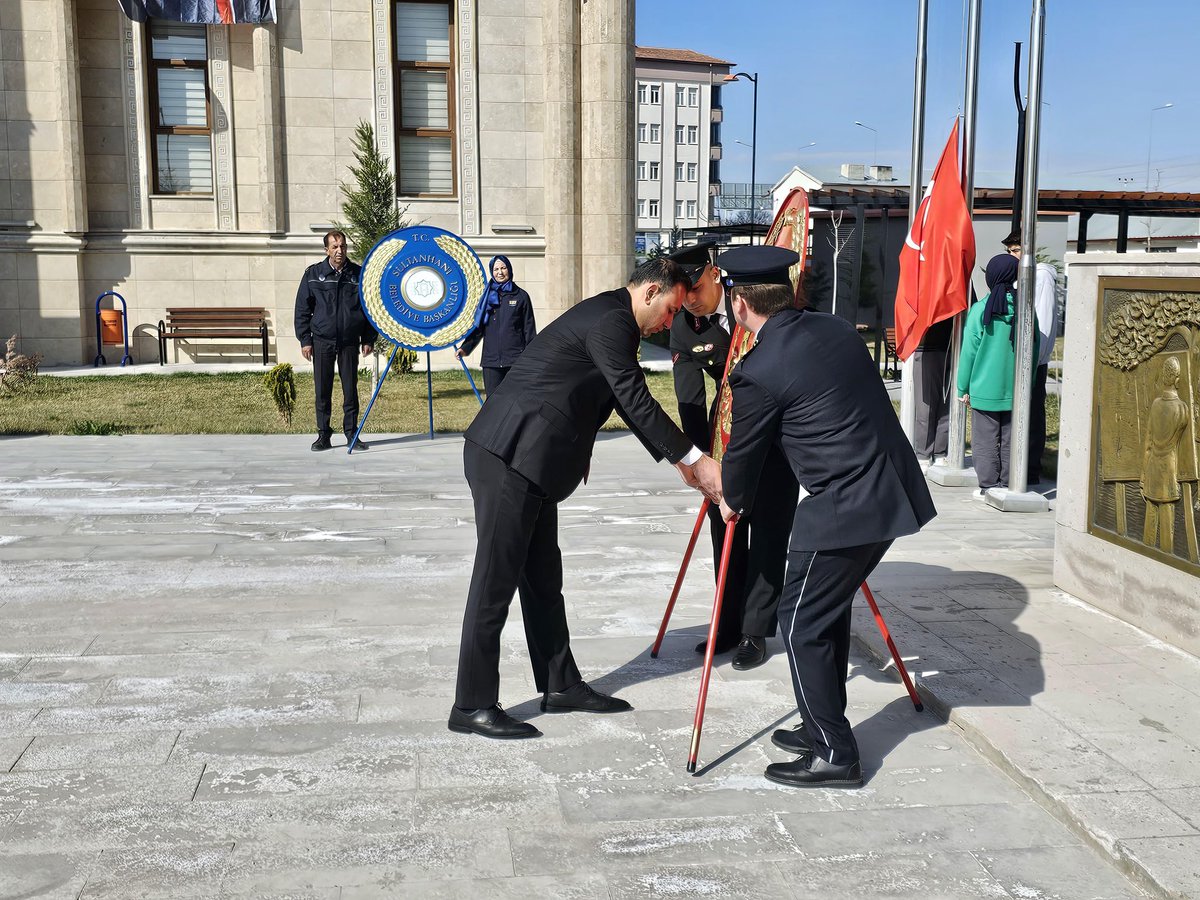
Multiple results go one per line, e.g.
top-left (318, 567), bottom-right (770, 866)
top-left (716, 245), bottom-right (936, 788)
top-left (666, 243), bottom-right (798, 670)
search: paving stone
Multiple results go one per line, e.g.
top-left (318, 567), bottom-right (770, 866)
top-left (774, 850), bottom-right (1010, 899)
top-left (607, 863), bottom-right (795, 899)
top-left (80, 842), bottom-right (234, 898)
top-left (0, 764), bottom-right (204, 814)
top-left (1119, 834), bottom-right (1200, 896)
top-left (0, 737), bottom-right (33, 771)
top-left (342, 873), bottom-right (610, 899)
top-left (0, 851), bottom-right (97, 900)
top-left (1058, 790), bottom-right (1198, 851)
top-left (13, 731), bottom-right (179, 770)
top-left (31, 695), bottom-right (360, 735)
top-left (978, 845), bottom-right (1150, 899)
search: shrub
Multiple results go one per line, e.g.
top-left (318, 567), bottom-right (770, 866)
top-left (0, 335), bottom-right (43, 394)
top-left (68, 420), bottom-right (127, 436)
top-left (263, 362), bottom-right (298, 424)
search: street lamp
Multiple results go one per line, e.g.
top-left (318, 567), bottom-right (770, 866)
top-left (854, 120), bottom-right (878, 171)
top-left (725, 71), bottom-right (759, 242)
top-left (1145, 102), bottom-right (1173, 191)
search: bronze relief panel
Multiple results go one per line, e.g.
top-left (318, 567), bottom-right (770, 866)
top-left (1092, 279), bottom-right (1200, 571)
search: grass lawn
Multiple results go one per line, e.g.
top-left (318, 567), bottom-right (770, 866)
top-left (0, 369), bottom-right (686, 436)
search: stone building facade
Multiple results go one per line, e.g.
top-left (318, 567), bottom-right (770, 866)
top-left (0, 0), bottom-right (634, 367)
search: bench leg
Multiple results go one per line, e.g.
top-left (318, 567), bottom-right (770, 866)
top-left (261, 326), bottom-right (268, 365)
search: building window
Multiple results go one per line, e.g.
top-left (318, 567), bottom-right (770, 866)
top-left (649, 161), bottom-right (660, 179)
top-left (687, 87), bottom-right (698, 107)
top-left (675, 162), bottom-right (684, 181)
top-left (638, 123), bottom-right (647, 143)
top-left (675, 200), bottom-right (684, 218)
top-left (687, 199), bottom-right (696, 218)
top-left (649, 84), bottom-right (660, 104)
top-left (637, 161), bottom-right (646, 179)
top-left (637, 83), bottom-right (647, 103)
top-left (687, 125), bottom-right (698, 144)
top-left (394, 0), bottom-right (455, 196)
top-left (649, 124), bottom-right (660, 143)
top-left (147, 21), bottom-right (212, 194)
top-left (675, 125), bottom-right (685, 145)
top-left (675, 86), bottom-right (685, 106)
top-left (687, 162), bottom-right (697, 181)
top-left (648, 199), bottom-right (659, 217)
top-left (638, 199), bottom-right (646, 217)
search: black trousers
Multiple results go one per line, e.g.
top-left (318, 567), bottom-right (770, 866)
top-left (482, 366), bottom-right (511, 397)
top-left (709, 446), bottom-right (798, 639)
top-left (972, 408), bottom-right (1012, 490)
top-left (1028, 363), bottom-right (1048, 482)
top-left (312, 339), bottom-right (360, 437)
top-left (913, 348), bottom-right (951, 459)
top-left (778, 540), bottom-right (892, 766)
top-left (455, 440), bottom-right (582, 709)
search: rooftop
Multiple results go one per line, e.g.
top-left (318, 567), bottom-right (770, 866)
top-left (635, 46), bottom-right (734, 67)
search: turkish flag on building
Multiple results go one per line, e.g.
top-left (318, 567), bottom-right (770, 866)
top-left (893, 120), bottom-right (975, 360)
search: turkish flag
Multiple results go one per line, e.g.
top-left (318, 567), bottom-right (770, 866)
top-left (893, 120), bottom-right (975, 360)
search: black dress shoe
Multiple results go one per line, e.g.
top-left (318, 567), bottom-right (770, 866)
top-left (765, 752), bottom-right (862, 788)
top-left (346, 435), bottom-right (370, 450)
top-left (311, 434), bottom-right (333, 451)
top-left (771, 722), bottom-right (812, 754)
top-left (447, 704), bottom-right (540, 739)
top-left (694, 634), bottom-right (740, 655)
top-left (541, 681), bottom-right (632, 714)
top-left (731, 635), bottom-right (767, 670)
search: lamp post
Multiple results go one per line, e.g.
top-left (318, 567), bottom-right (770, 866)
top-left (854, 120), bottom-right (878, 173)
top-left (725, 72), bottom-right (759, 242)
top-left (1145, 102), bottom-right (1173, 249)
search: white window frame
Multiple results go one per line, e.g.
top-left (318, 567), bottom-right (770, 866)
top-left (675, 86), bottom-right (685, 106)
top-left (649, 124), bottom-right (660, 143)
top-left (637, 83), bottom-right (647, 103)
top-left (638, 199), bottom-right (646, 216)
top-left (648, 199), bottom-right (659, 217)
top-left (637, 123), bottom-right (647, 143)
top-left (687, 87), bottom-right (698, 107)
top-left (637, 160), bottom-right (646, 179)
top-left (687, 163), bottom-right (697, 182)
top-left (686, 199), bottom-right (697, 218)
top-left (649, 161), bottom-right (660, 179)
top-left (649, 84), bottom-right (660, 103)
top-left (687, 125), bottom-right (698, 144)
top-left (675, 162), bottom-right (684, 181)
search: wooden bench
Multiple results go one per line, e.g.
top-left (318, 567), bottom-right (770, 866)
top-left (883, 327), bottom-right (901, 381)
top-left (157, 308), bottom-right (270, 366)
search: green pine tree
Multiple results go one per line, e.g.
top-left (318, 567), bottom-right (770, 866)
top-left (337, 121), bottom-right (416, 376)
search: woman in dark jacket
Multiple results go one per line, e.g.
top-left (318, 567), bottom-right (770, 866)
top-left (455, 255), bottom-right (537, 396)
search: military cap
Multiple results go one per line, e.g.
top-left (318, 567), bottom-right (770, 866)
top-left (666, 241), bottom-right (717, 286)
top-left (715, 245), bottom-right (799, 287)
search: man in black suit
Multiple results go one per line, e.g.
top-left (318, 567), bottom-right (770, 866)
top-left (716, 246), bottom-right (937, 787)
top-left (450, 257), bottom-right (724, 740)
top-left (667, 242), bottom-right (798, 670)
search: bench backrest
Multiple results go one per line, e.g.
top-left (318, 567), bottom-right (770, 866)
top-left (165, 308), bottom-right (267, 327)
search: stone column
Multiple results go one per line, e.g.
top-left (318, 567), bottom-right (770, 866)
top-left (580, 0), bottom-right (634, 297)
top-left (253, 25), bottom-right (284, 234)
top-left (542, 0), bottom-right (582, 315)
top-left (51, 0), bottom-right (88, 234)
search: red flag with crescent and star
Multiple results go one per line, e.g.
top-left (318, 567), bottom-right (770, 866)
top-left (893, 120), bottom-right (975, 361)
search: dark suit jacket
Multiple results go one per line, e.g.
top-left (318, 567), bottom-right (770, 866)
top-left (465, 288), bottom-right (693, 503)
top-left (722, 308), bottom-right (936, 552)
top-left (669, 308), bottom-right (733, 449)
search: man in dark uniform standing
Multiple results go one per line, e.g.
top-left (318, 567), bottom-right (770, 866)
top-left (716, 245), bottom-right (936, 787)
top-left (667, 243), bottom-right (798, 670)
top-left (294, 230), bottom-right (377, 451)
top-left (450, 257), bottom-right (724, 740)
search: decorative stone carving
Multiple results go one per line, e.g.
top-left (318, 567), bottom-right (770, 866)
top-left (120, 20), bottom-right (145, 229)
top-left (1093, 279), bottom-right (1200, 569)
top-left (208, 25), bottom-right (238, 231)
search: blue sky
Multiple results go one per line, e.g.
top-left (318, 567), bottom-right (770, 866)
top-left (637, 0), bottom-right (1200, 194)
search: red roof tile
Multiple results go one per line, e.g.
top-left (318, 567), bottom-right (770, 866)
top-left (635, 46), bottom-right (734, 67)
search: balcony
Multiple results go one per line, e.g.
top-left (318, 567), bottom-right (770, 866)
top-left (710, 144), bottom-right (722, 161)
top-left (710, 107), bottom-right (723, 123)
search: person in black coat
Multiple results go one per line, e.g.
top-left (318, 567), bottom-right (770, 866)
top-left (294, 230), bottom-right (377, 452)
top-left (450, 257), bottom-right (724, 740)
top-left (455, 255), bottom-right (536, 396)
top-left (667, 242), bottom-right (799, 670)
top-left (716, 246), bottom-right (937, 788)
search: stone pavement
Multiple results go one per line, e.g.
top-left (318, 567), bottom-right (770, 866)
top-left (0, 433), bottom-right (1180, 898)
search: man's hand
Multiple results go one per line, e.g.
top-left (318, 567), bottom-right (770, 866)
top-left (455, 347), bottom-right (465, 359)
top-left (674, 453), bottom-right (722, 504)
top-left (719, 498), bottom-right (739, 524)
top-left (361, 343), bottom-right (372, 357)
top-left (301, 345), bottom-right (313, 362)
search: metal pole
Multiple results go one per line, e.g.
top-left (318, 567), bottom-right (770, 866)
top-left (749, 73), bottom-right (758, 244)
top-left (899, 0), bottom-right (929, 442)
top-left (946, 0), bottom-right (981, 472)
top-left (426, 350), bottom-right (435, 440)
top-left (1008, 0), bottom-right (1045, 495)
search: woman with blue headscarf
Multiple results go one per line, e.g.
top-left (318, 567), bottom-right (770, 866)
top-left (956, 252), bottom-right (1038, 495)
top-left (456, 255), bottom-right (537, 396)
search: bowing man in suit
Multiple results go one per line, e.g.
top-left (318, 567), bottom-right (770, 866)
top-left (715, 246), bottom-right (937, 787)
top-left (667, 242), bottom-right (799, 670)
top-left (450, 257), bottom-right (724, 740)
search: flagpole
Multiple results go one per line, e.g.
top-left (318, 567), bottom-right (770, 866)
top-left (944, 0), bottom-right (981, 474)
top-left (899, 0), bottom-right (929, 442)
top-left (992, 0), bottom-right (1050, 513)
